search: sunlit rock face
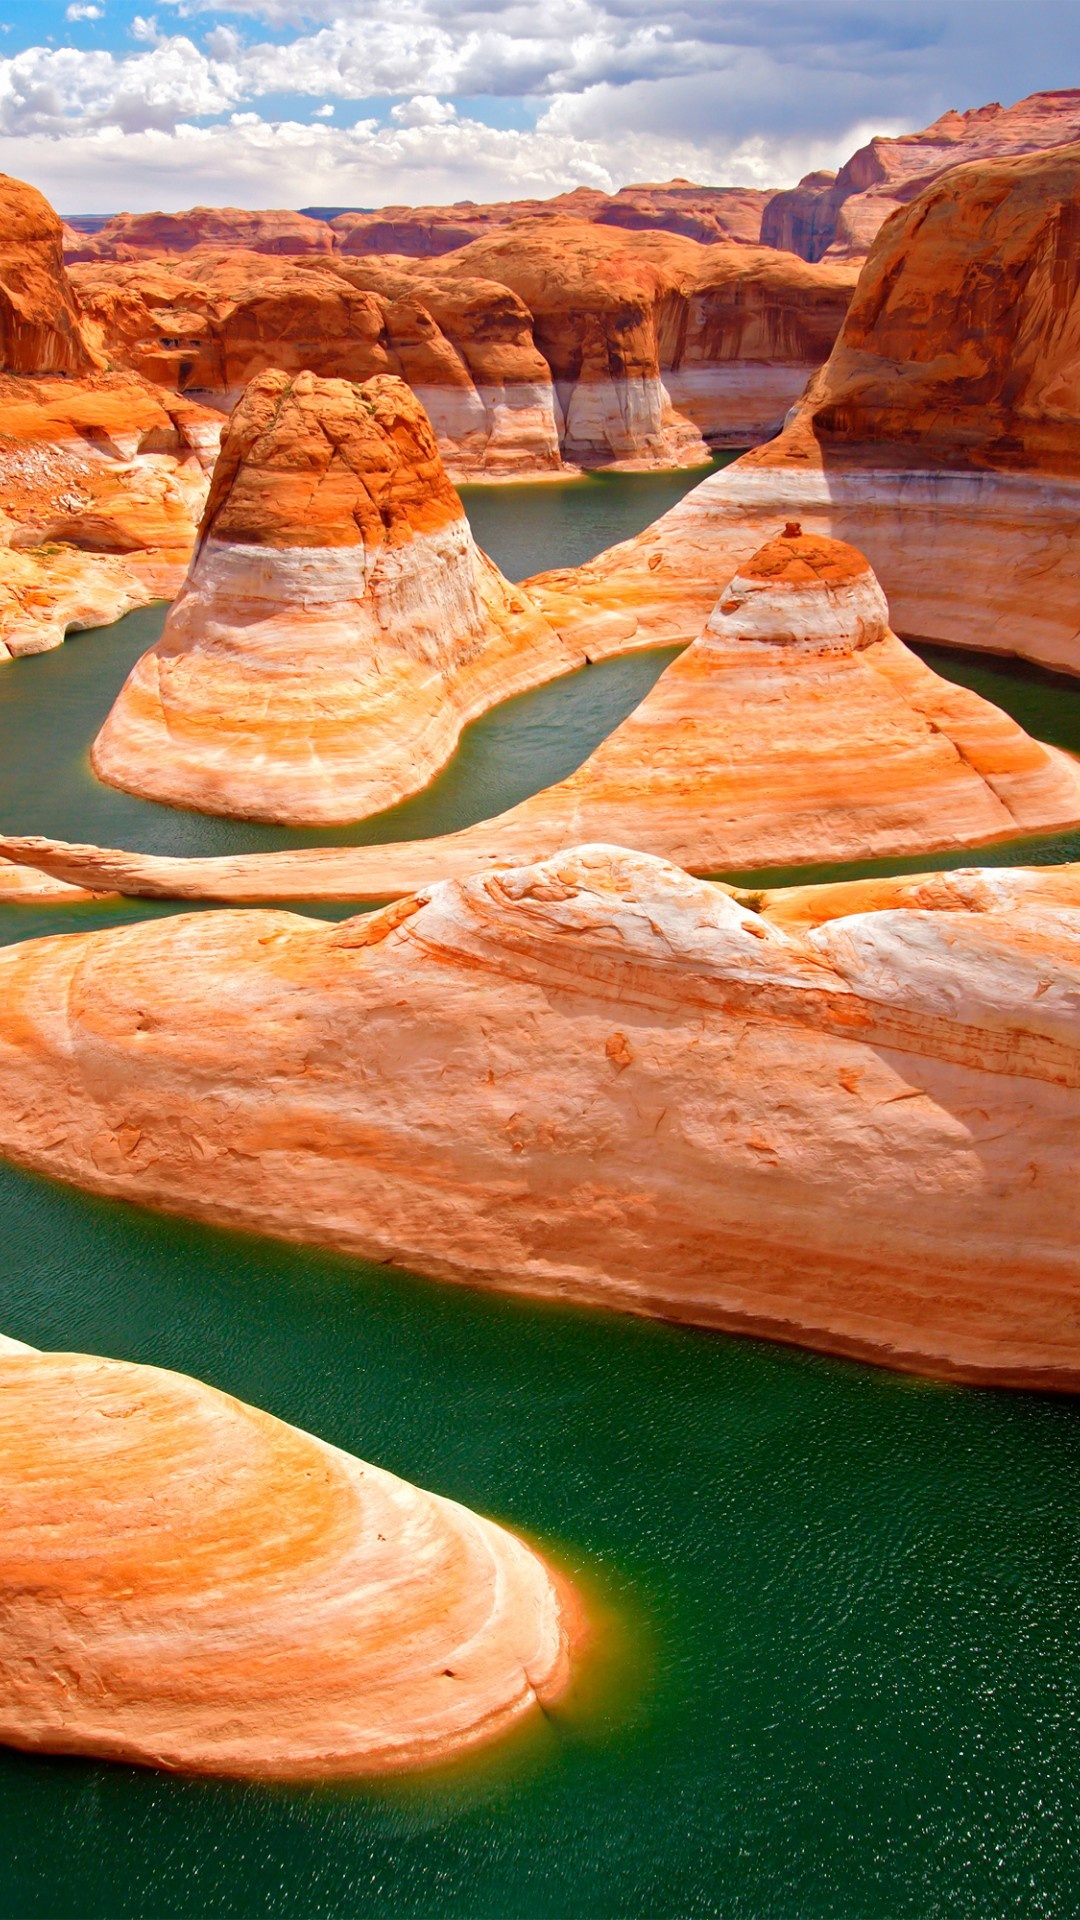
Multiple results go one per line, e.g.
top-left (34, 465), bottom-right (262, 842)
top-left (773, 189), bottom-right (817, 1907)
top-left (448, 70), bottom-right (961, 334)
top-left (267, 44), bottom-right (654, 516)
top-left (0, 175), bottom-right (219, 661)
top-left (421, 221), bottom-right (856, 467)
top-left (74, 221), bottom-right (855, 479)
top-left (1, 846), bottom-right (1080, 1388)
top-left (0, 1335), bottom-right (578, 1780)
top-left (761, 88), bottom-right (1080, 262)
top-left (329, 182), bottom-right (777, 255)
top-left (0, 372), bottom-right (219, 661)
top-left (90, 368), bottom-right (578, 823)
top-left (14, 529), bottom-right (1080, 897)
top-left (527, 143), bottom-right (1080, 676)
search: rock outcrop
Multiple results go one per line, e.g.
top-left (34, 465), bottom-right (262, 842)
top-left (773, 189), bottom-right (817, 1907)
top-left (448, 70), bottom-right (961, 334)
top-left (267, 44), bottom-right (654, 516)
top-left (0, 173), bottom-right (100, 375)
top-left (90, 369), bottom-right (578, 822)
top-left (75, 223), bottom-right (855, 475)
top-left (1, 845), bottom-right (1079, 1387)
top-left (0, 372), bottom-right (219, 658)
top-left (35, 529), bottom-right (1080, 883)
top-left (527, 142), bottom-right (1080, 675)
top-left (762, 88), bottom-right (1080, 261)
top-left (0, 173), bottom-right (220, 659)
top-left (0, 1335), bottom-right (578, 1778)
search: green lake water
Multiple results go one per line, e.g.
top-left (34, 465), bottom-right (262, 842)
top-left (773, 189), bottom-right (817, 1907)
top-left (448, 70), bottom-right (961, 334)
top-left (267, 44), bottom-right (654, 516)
top-left (3, 466), bottom-right (1080, 1918)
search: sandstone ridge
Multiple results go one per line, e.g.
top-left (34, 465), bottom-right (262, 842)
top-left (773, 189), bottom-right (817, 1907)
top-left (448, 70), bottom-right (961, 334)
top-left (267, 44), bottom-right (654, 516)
top-left (0, 1335), bottom-right (578, 1778)
top-left (45, 528), bottom-right (1080, 882)
top-left (0, 847), bottom-right (1079, 1387)
top-left (90, 368), bottom-right (580, 822)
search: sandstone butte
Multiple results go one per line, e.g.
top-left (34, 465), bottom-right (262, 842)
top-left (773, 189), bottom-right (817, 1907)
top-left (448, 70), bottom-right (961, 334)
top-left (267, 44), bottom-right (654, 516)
top-left (33, 529), bottom-right (1080, 887)
top-left (0, 174), bottom-right (219, 660)
top-left (0, 1331), bottom-right (579, 1779)
top-left (71, 226), bottom-right (856, 477)
top-left (63, 205), bottom-right (336, 262)
top-left (762, 87), bottom-right (1080, 261)
top-left (90, 367), bottom-right (580, 823)
top-left (1, 845), bottom-right (1080, 1388)
top-left (525, 143), bottom-right (1080, 677)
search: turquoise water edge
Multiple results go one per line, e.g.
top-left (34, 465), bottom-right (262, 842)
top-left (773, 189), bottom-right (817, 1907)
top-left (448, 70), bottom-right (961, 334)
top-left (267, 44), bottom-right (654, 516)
top-left (3, 462), bottom-right (1080, 1918)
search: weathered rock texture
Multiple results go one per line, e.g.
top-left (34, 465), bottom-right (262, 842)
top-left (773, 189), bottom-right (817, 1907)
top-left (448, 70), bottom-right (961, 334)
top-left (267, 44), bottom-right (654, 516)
top-left (1, 846), bottom-right (1079, 1388)
top-left (0, 372), bottom-right (218, 658)
top-left (0, 1336), bottom-right (577, 1778)
top-left (91, 368), bottom-right (578, 822)
top-left (0, 173), bottom-right (99, 375)
top-left (31, 529), bottom-right (1080, 887)
top-left (0, 174), bottom-right (220, 658)
top-left (75, 224), bottom-right (854, 475)
top-left (762, 88), bottom-right (1080, 261)
top-left (526, 142), bottom-right (1080, 675)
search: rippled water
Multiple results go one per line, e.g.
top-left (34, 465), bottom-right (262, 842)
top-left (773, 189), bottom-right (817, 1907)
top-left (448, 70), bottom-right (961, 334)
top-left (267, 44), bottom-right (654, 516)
top-left (3, 466), bottom-right (1080, 1919)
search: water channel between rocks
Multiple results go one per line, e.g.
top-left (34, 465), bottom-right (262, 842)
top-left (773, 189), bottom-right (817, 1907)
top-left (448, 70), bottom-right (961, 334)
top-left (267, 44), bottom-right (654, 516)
top-left (3, 461), bottom-right (1080, 1920)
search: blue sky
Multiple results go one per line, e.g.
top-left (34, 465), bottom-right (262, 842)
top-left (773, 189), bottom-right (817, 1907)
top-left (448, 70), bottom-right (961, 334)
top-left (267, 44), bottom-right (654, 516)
top-left (0, 0), bottom-right (1076, 213)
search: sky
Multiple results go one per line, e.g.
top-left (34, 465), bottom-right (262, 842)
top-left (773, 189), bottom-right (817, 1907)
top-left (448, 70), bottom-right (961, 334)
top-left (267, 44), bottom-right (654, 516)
top-left (0, 0), bottom-right (1075, 214)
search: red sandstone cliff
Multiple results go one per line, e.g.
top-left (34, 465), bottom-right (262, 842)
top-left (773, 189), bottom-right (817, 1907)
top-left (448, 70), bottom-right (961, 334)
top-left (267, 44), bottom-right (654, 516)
top-left (0, 176), bottom-right (216, 658)
top-left (762, 88), bottom-right (1080, 262)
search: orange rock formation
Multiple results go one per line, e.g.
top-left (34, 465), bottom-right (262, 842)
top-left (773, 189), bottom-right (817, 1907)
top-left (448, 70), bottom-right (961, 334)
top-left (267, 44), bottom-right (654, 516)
top-left (1, 846), bottom-right (1079, 1388)
top-left (90, 368), bottom-right (578, 821)
top-left (74, 222), bottom-right (854, 474)
top-left (0, 174), bottom-right (219, 658)
top-left (0, 1334), bottom-right (578, 1778)
top-left (33, 529), bottom-right (1080, 882)
top-left (527, 142), bottom-right (1080, 674)
top-left (762, 88), bottom-right (1080, 261)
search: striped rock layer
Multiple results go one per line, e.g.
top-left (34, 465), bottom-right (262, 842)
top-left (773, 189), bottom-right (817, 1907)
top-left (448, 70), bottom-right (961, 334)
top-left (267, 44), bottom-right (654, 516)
top-left (0, 846), bottom-right (1079, 1386)
top-left (24, 530), bottom-right (1080, 895)
top-left (0, 1335), bottom-right (578, 1779)
top-left (91, 368), bottom-right (579, 823)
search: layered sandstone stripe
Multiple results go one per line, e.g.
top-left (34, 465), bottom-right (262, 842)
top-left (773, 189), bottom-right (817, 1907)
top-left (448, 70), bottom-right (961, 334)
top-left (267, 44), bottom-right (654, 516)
top-left (0, 845), bottom-right (1078, 1385)
top-left (91, 368), bottom-right (580, 822)
top-left (26, 530), bottom-right (1080, 897)
top-left (527, 142), bottom-right (1080, 674)
top-left (0, 174), bottom-right (217, 658)
top-left (0, 1336), bottom-right (578, 1779)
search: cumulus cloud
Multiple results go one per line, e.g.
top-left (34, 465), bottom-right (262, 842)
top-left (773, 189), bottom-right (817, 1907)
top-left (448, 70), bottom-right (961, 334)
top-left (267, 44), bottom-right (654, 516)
top-left (9, 0), bottom-right (1078, 209)
top-left (65, 4), bottom-right (103, 19)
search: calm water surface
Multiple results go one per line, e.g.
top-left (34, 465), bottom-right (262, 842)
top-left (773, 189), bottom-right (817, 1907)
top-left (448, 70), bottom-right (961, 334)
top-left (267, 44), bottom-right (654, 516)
top-left (2, 467), bottom-right (1080, 1918)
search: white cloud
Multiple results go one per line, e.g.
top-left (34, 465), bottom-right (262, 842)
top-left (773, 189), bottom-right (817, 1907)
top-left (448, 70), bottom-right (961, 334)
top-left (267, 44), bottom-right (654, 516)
top-left (65, 4), bottom-right (103, 19)
top-left (390, 94), bottom-right (457, 127)
top-left (0, 0), bottom-right (1073, 211)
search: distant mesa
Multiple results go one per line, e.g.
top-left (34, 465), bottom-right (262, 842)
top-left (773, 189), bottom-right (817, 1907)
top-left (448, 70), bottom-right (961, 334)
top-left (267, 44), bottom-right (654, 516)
top-left (1, 851), bottom-right (1080, 1387)
top-left (0, 1334), bottom-right (579, 1778)
top-left (90, 367), bottom-right (580, 823)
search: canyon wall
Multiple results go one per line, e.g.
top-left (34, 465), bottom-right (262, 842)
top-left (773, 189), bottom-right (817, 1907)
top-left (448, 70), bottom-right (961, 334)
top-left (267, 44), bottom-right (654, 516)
top-left (526, 142), bottom-right (1080, 674)
top-left (0, 176), bottom-right (216, 659)
top-left (75, 227), bottom-right (856, 477)
top-left (1, 847), bottom-right (1079, 1388)
top-left (761, 87), bottom-right (1080, 261)
top-left (91, 368), bottom-right (578, 822)
top-left (0, 1335), bottom-right (578, 1778)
